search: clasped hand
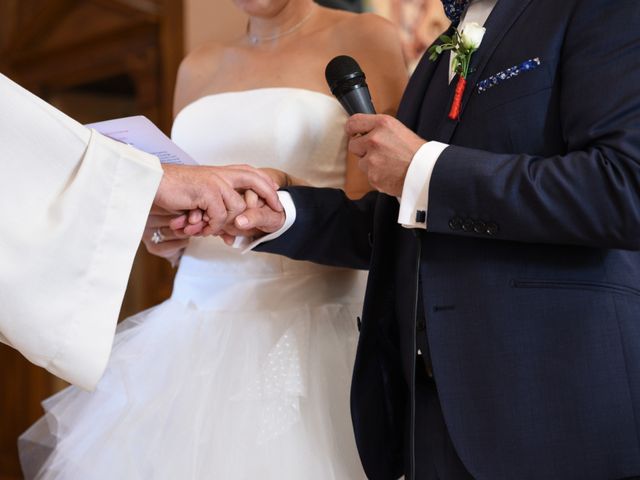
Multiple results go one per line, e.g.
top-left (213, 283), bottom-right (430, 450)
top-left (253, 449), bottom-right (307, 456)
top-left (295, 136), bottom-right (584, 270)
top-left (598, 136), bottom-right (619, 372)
top-left (143, 114), bottom-right (426, 264)
top-left (143, 164), bottom-right (287, 264)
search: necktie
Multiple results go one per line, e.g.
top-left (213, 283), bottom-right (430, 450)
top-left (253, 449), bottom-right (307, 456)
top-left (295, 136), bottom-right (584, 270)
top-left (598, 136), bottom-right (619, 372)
top-left (441, 0), bottom-right (471, 25)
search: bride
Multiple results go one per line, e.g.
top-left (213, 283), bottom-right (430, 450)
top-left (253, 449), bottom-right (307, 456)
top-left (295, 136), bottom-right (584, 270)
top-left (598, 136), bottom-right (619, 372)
top-left (20, 0), bottom-right (407, 478)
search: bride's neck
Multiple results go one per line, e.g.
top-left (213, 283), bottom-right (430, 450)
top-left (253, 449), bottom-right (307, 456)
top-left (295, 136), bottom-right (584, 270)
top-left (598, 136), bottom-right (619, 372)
top-left (247, 1), bottom-right (316, 42)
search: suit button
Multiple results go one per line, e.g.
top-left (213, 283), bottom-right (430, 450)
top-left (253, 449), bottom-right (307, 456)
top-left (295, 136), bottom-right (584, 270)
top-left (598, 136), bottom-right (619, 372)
top-left (449, 217), bottom-right (462, 230)
top-left (486, 222), bottom-right (499, 236)
top-left (473, 220), bottom-right (486, 234)
top-left (416, 318), bottom-right (426, 331)
top-left (462, 219), bottom-right (474, 232)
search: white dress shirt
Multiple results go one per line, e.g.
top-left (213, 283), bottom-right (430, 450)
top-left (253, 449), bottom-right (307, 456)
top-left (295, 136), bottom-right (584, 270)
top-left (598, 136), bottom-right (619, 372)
top-left (0, 74), bottom-right (163, 390)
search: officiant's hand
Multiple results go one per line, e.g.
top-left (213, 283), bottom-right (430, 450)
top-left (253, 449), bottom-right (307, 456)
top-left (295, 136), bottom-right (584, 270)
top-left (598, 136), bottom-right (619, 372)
top-left (346, 114), bottom-right (426, 197)
top-left (154, 164), bottom-right (282, 235)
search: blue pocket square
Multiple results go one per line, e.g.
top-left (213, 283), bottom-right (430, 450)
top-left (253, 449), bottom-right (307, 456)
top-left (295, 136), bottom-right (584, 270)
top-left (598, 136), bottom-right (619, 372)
top-left (477, 58), bottom-right (542, 94)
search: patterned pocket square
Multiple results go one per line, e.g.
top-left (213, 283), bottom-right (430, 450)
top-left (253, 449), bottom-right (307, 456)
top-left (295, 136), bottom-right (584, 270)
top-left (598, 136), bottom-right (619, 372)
top-left (477, 57), bottom-right (542, 94)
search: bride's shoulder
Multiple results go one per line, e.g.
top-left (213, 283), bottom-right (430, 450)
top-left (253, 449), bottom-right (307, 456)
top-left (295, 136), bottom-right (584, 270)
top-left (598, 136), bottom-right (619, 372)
top-left (174, 42), bottom-right (229, 114)
top-left (318, 10), bottom-right (404, 71)
top-left (177, 42), bottom-right (227, 80)
top-left (318, 10), bottom-right (404, 70)
top-left (176, 39), bottom-right (249, 90)
top-left (315, 10), bottom-right (407, 114)
top-left (320, 9), bottom-right (400, 46)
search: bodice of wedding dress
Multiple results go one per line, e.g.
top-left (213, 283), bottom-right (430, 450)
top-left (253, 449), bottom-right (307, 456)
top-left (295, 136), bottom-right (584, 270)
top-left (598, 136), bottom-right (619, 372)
top-left (170, 88), bottom-right (367, 310)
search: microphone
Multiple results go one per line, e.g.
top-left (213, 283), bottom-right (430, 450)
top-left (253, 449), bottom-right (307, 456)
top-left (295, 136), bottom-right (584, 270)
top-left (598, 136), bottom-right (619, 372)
top-left (325, 55), bottom-right (376, 115)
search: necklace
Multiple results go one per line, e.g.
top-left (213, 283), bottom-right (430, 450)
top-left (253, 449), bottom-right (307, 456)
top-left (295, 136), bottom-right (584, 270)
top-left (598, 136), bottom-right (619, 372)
top-left (247, 7), bottom-right (316, 45)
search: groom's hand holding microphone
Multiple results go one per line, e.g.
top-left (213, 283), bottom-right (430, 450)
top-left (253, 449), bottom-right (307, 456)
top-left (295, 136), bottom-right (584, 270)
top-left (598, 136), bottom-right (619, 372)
top-left (325, 55), bottom-right (425, 198)
top-left (346, 113), bottom-right (425, 197)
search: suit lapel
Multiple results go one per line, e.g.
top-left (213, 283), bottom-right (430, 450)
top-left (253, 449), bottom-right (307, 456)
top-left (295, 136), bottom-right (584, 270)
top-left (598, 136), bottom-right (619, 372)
top-left (437, 0), bottom-right (534, 143)
top-left (397, 26), bottom-right (455, 129)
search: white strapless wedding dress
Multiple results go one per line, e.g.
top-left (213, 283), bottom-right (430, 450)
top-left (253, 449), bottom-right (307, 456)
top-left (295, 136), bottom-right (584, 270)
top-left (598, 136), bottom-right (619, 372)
top-left (20, 89), bottom-right (367, 479)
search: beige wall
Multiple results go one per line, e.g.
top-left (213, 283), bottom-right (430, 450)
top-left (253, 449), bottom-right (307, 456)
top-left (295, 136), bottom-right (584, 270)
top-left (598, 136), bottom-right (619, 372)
top-left (184, 0), bottom-right (247, 53)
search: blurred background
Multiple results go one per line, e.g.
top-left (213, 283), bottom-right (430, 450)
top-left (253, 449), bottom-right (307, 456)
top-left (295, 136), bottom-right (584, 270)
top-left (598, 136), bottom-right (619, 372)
top-left (0, 1), bottom-right (446, 478)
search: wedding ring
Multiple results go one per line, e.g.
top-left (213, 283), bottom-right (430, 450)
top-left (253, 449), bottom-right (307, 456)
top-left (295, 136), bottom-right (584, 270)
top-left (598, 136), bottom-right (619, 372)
top-left (151, 228), bottom-right (165, 245)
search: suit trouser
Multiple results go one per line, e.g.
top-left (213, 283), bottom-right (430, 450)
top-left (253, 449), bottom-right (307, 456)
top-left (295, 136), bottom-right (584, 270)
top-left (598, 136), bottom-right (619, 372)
top-left (407, 363), bottom-right (640, 480)
top-left (406, 362), bottom-right (473, 480)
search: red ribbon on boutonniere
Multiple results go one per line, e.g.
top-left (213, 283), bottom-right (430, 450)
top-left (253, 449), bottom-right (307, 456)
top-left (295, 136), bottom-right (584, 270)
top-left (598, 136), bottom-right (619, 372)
top-left (428, 22), bottom-right (486, 121)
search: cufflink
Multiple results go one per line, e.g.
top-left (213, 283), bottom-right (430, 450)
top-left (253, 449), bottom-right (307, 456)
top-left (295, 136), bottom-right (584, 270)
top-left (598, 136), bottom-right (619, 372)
top-left (415, 210), bottom-right (426, 223)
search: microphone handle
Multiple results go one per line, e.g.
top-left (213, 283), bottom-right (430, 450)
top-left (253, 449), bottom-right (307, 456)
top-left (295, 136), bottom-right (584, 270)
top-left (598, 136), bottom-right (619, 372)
top-left (339, 86), bottom-right (376, 115)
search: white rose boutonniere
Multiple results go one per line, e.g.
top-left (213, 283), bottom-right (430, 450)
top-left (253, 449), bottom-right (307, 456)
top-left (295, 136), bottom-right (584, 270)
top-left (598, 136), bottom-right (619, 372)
top-left (460, 22), bottom-right (486, 50)
top-left (428, 22), bottom-right (486, 120)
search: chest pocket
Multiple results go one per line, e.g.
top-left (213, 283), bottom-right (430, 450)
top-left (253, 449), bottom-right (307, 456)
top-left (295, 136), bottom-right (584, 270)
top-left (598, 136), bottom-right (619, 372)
top-left (468, 56), bottom-right (555, 116)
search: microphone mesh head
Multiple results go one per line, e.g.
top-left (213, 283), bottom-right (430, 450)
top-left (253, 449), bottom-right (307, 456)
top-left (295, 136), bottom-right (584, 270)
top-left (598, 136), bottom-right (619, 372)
top-left (325, 55), bottom-right (364, 93)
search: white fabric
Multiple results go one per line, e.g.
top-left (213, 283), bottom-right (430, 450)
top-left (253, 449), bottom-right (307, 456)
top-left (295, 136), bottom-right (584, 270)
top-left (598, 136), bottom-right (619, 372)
top-left (398, 141), bottom-right (448, 228)
top-left (20, 88), bottom-right (367, 479)
top-left (0, 74), bottom-right (162, 390)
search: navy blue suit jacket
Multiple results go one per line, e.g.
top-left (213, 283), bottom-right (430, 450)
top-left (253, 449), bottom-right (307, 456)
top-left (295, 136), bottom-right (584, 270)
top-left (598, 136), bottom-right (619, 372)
top-left (258, 0), bottom-right (640, 478)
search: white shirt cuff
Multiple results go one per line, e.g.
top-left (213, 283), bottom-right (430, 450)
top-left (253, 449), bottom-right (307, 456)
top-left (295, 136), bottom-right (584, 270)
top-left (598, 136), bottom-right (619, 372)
top-left (236, 191), bottom-right (297, 252)
top-left (397, 141), bottom-right (449, 229)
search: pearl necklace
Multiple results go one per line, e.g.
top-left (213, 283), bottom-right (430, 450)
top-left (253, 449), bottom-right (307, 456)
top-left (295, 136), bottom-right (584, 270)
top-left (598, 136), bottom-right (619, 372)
top-left (247, 7), bottom-right (316, 45)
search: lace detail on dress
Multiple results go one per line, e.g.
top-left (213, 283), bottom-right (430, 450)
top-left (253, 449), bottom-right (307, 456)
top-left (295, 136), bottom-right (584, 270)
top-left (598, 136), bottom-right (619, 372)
top-left (232, 316), bottom-right (310, 445)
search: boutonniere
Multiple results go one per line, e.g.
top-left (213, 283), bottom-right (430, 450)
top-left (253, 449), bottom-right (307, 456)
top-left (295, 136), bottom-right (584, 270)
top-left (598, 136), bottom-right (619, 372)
top-left (428, 22), bottom-right (486, 120)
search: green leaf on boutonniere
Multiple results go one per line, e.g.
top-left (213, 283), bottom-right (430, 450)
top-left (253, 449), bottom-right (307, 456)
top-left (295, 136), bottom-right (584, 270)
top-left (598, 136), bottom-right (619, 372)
top-left (452, 57), bottom-right (460, 75)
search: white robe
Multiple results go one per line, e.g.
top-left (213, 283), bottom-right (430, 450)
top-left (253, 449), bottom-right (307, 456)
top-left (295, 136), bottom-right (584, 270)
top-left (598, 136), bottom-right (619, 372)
top-left (0, 74), bottom-right (163, 390)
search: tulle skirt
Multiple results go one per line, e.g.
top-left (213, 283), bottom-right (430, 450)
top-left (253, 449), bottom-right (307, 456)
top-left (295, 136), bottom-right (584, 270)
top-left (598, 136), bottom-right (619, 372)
top-left (19, 288), bottom-right (366, 479)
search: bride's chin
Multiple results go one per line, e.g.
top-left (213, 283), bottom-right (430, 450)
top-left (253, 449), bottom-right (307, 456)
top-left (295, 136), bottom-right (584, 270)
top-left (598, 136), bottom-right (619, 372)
top-left (231, 0), bottom-right (291, 18)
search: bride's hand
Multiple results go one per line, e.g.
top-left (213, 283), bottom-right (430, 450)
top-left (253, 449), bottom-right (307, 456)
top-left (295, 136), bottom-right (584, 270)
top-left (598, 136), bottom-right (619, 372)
top-left (259, 168), bottom-right (291, 189)
top-left (260, 167), bottom-right (311, 188)
top-left (143, 213), bottom-right (191, 266)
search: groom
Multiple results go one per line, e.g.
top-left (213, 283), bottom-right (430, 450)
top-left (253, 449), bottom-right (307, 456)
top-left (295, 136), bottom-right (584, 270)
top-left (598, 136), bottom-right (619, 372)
top-left (220, 0), bottom-right (640, 478)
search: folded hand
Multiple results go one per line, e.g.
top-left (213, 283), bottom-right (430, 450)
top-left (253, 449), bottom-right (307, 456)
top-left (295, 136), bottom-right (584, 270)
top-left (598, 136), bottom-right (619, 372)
top-left (153, 164), bottom-right (283, 236)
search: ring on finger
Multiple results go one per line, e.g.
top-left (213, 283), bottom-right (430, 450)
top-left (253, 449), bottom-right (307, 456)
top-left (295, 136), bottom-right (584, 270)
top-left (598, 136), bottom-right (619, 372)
top-left (151, 228), bottom-right (166, 245)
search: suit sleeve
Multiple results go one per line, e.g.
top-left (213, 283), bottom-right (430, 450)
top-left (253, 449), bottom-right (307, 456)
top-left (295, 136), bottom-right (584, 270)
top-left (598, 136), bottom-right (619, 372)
top-left (255, 186), bottom-right (377, 270)
top-left (426, 0), bottom-right (640, 250)
top-left (0, 74), bottom-right (162, 390)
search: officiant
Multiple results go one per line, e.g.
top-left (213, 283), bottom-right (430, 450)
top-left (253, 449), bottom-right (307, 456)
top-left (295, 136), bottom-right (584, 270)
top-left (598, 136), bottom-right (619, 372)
top-left (0, 74), bottom-right (280, 391)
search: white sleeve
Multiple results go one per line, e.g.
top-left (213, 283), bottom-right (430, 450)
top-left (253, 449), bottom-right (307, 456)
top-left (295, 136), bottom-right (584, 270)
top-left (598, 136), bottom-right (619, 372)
top-left (237, 191), bottom-right (297, 252)
top-left (0, 74), bottom-right (162, 391)
top-left (397, 141), bottom-right (449, 229)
